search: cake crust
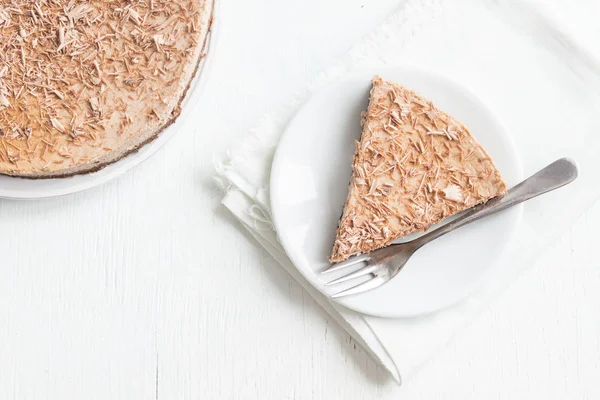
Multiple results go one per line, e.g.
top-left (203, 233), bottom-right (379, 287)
top-left (0, 0), bottom-right (215, 178)
top-left (329, 76), bottom-right (507, 263)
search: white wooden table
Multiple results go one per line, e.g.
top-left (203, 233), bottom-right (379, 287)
top-left (1, 1), bottom-right (599, 398)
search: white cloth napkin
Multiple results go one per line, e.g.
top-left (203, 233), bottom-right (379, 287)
top-left (216, 0), bottom-right (600, 384)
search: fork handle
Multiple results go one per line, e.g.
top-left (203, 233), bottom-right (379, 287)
top-left (412, 158), bottom-right (578, 249)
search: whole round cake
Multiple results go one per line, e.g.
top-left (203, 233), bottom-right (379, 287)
top-left (0, 0), bottom-right (214, 178)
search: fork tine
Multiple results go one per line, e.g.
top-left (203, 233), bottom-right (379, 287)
top-left (330, 276), bottom-right (388, 299)
top-left (321, 254), bottom-right (369, 275)
top-left (325, 264), bottom-right (381, 286)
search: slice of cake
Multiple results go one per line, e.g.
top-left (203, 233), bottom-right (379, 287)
top-left (329, 76), bottom-right (507, 263)
top-left (0, 0), bottom-right (214, 178)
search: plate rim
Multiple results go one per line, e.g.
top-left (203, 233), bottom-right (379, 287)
top-left (270, 65), bottom-right (524, 318)
top-left (0, 0), bottom-right (220, 200)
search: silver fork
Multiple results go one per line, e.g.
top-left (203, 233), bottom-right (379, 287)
top-left (322, 158), bottom-right (579, 298)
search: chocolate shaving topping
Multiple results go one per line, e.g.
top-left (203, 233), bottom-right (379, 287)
top-left (330, 76), bottom-right (507, 262)
top-left (0, 0), bottom-right (210, 175)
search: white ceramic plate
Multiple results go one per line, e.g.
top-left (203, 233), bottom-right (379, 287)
top-left (270, 66), bottom-right (523, 318)
top-left (0, 4), bottom-right (219, 200)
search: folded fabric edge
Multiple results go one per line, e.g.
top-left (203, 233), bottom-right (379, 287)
top-left (212, 0), bottom-right (434, 197)
top-left (211, 0), bottom-right (600, 385)
top-left (221, 189), bottom-right (402, 384)
top-left (496, 0), bottom-right (600, 88)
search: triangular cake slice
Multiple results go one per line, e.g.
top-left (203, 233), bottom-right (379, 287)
top-left (329, 76), bottom-right (507, 262)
